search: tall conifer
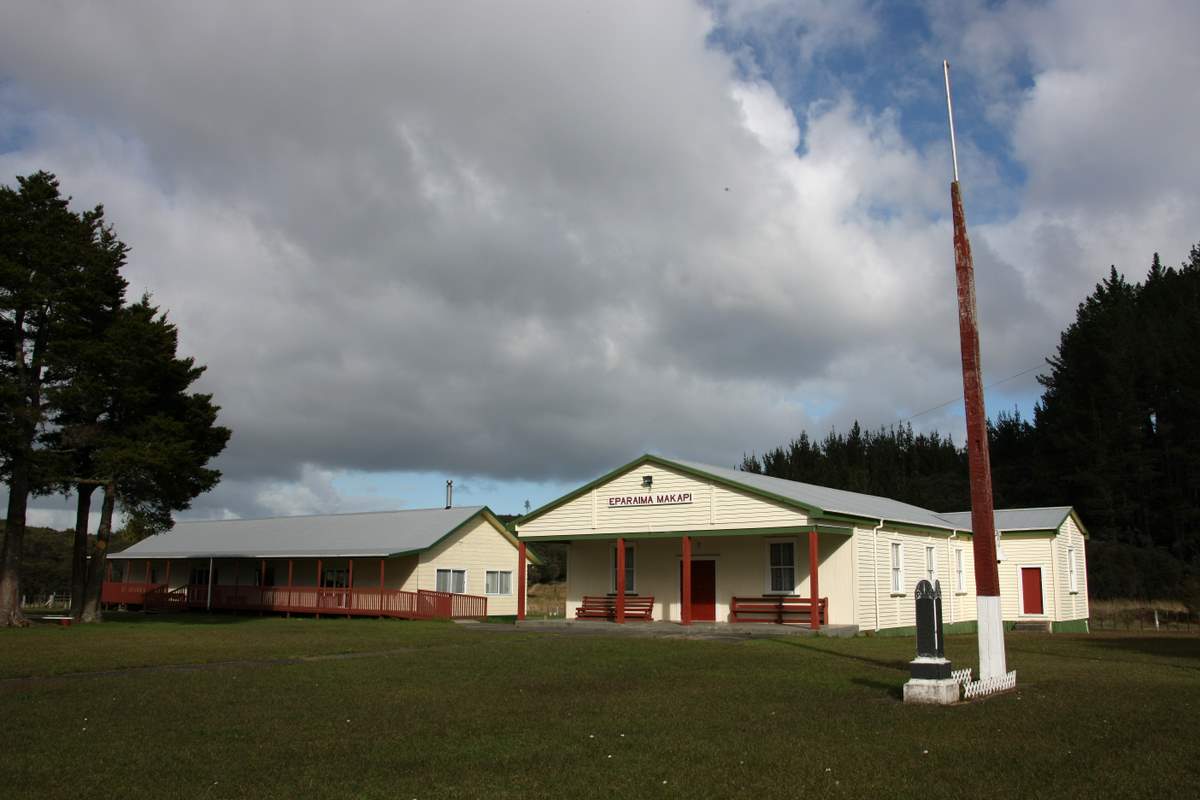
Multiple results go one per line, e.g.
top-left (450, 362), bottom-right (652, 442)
top-left (0, 172), bottom-right (126, 626)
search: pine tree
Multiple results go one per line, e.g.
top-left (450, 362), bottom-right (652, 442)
top-left (0, 172), bottom-right (127, 626)
top-left (59, 298), bottom-right (230, 622)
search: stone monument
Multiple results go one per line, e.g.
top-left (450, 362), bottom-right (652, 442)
top-left (903, 579), bottom-right (960, 704)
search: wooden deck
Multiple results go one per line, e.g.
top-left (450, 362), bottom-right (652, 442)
top-left (101, 582), bottom-right (487, 620)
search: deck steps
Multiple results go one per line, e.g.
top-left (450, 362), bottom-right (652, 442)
top-left (1011, 620), bottom-right (1051, 633)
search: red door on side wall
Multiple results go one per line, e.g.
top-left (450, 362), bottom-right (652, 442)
top-left (681, 560), bottom-right (717, 622)
top-left (1021, 567), bottom-right (1044, 615)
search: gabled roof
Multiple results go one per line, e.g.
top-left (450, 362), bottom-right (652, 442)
top-left (517, 454), bottom-right (962, 533)
top-left (110, 506), bottom-right (533, 560)
top-left (936, 507), bottom-right (1079, 535)
top-left (516, 454), bottom-right (1084, 538)
top-left (667, 458), bottom-right (960, 531)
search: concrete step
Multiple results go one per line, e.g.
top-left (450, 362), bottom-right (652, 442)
top-left (1011, 620), bottom-right (1051, 633)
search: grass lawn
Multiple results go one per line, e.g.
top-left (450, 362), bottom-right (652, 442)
top-left (2, 615), bottom-right (1198, 799)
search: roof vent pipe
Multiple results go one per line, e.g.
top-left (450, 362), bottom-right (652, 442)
top-left (445, 480), bottom-right (453, 509)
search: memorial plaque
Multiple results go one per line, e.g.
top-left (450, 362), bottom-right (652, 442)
top-left (915, 579), bottom-right (938, 657)
top-left (910, 578), bottom-right (952, 681)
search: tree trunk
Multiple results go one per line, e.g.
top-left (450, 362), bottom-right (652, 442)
top-left (70, 484), bottom-right (96, 619)
top-left (78, 483), bottom-right (116, 624)
top-left (0, 453), bottom-right (31, 627)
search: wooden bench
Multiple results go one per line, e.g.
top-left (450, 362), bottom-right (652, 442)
top-left (575, 595), bottom-right (655, 621)
top-left (730, 595), bottom-right (827, 625)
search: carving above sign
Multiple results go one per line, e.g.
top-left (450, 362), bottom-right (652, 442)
top-left (607, 492), bottom-right (694, 508)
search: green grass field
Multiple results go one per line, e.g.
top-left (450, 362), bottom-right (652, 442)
top-left (2, 615), bottom-right (1197, 799)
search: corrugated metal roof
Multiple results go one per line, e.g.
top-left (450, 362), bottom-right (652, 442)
top-left (936, 507), bottom-right (1072, 533)
top-left (109, 506), bottom-right (487, 559)
top-left (668, 458), bottom-right (960, 531)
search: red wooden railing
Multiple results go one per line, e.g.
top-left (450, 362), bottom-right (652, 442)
top-left (449, 591), bottom-right (488, 619)
top-left (103, 581), bottom-right (487, 620)
top-left (101, 581), bottom-right (159, 606)
top-left (144, 585), bottom-right (188, 611)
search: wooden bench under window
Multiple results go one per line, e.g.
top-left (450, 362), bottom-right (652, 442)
top-left (730, 595), bottom-right (827, 625)
top-left (576, 595), bottom-right (655, 621)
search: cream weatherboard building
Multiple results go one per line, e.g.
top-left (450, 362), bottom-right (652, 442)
top-left (514, 455), bottom-right (1090, 633)
top-left (104, 506), bottom-right (536, 619)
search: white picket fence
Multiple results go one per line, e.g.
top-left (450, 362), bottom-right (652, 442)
top-left (19, 592), bottom-right (72, 609)
top-left (962, 670), bottom-right (1017, 699)
top-left (949, 667), bottom-right (1017, 700)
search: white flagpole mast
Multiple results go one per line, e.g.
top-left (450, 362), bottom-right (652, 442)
top-left (944, 60), bottom-right (960, 182)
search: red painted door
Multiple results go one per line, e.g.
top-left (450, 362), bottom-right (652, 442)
top-left (690, 561), bottom-right (716, 622)
top-left (1021, 567), bottom-right (1044, 615)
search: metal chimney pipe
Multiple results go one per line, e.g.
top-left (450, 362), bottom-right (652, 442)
top-left (445, 480), bottom-right (453, 509)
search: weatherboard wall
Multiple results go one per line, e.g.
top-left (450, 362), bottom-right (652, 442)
top-left (1053, 516), bottom-right (1089, 622)
top-left (946, 536), bottom-right (977, 627)
top-left (853, 526), bottom-right (978, 631)
top-left (417, 515), bottom-right (524, 615)
top-left (997, 534), bottom-right (1054, 620)
top-left (517, 462), bottom-right (809, 539)
top-left (851, 521), bottom-right (1101, 630)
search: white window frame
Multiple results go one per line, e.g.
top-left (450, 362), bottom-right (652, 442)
top-left (765, 539), bottom-right (797, 594)
top-left (322, 567), bottom-right (349, 589)
top-left (925, 545), bottom-right (937, 585)
top-left (890, 541), bottom-right (904, 595)
top-left (485, 570), bottom-right (512, 596)
top-left (1067, 547), bottom-right (1078, 593)
top-left (955, 548), bottom-right (965, 594)
top-left (435, 568), bottom-right (467, 594)
top-left (610, 544), bottom-right (636, 593)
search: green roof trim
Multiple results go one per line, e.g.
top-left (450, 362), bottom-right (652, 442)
top-left (397, 506), bottom-right (542, 565)
top-left (516, 523), bottom-right (855, 543)
top-left (515, 454), bottom-right (967, 537)
top-left (514, 454), bottom-right (825, 533)
top-left (1067, 508), bottom-right (1090, 539)
top-left (516, 454), bottom-right (1084, 541)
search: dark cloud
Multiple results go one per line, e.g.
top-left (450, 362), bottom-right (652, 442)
top-left (1, 1), bottom-right (1193, 521)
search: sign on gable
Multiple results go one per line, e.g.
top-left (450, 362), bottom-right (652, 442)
top-left (607, 492), bottom-right (694, 508)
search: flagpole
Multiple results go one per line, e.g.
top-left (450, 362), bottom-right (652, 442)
top-left (943, 60), bottom-right (1008, 682)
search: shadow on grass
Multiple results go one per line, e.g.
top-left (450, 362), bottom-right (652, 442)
top-left (95, 611), bottom-right (269, 626)
top-left (850, 676), bottom-right (904, 700)
top-left (98, 611), bottom-right (439, 627)
top-left (1004, 632), bottom-right (1200, 673)
top-left (1082, 634), bottom-right (1200, 662)
top-left (765, 636), bottom-right (910, 673)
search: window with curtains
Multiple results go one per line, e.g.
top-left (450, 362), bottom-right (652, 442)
top-left (485, 570), bottom-right (512, 595)
top-left (322, 568), bottom-right (349, 588)
top-left (436, 569), bottom-right (467, 593)
top-left (610, 545), bottom-right (635, 593)
top-left (768, 541), bottom-right (796, 593)
top-left (890, 542), bottom-right (904, 593)
top-left (925, 545), bottom-right (936, 584)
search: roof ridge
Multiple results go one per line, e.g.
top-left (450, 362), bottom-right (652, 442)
top-left (173, 505), bottom-right (485, 525)
top-left (659, 455), bottom-right (958, 529)
top-left (938, 506), bottom-right (1071, 515)
top-left (666, 456), bottom-right (943, 512)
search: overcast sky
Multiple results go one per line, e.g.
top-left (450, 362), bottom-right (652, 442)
top-left (2, 1), bottom-right (1197, 525)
